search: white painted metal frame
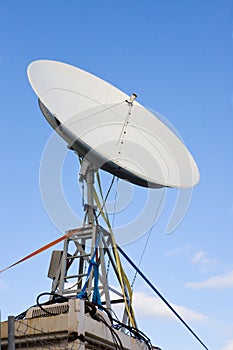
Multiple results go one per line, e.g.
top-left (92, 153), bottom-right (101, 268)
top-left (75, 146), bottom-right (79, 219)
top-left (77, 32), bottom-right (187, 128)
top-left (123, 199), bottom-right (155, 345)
top-left (48, 161), bottom-right (130, 320)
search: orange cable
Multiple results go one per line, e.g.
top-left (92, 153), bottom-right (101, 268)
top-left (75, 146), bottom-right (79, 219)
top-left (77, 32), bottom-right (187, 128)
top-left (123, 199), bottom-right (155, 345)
top-left (0, 228), bottom-right (82, 274)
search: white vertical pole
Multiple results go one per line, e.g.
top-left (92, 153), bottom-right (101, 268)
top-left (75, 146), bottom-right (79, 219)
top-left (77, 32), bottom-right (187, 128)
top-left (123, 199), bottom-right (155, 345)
top-left (86, 166), bottom-right (94, 225)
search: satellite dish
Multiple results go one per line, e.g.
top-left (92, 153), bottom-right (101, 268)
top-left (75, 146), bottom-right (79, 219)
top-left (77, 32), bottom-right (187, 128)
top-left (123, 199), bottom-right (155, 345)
top-left (27, 60), bottom-right (199, 188)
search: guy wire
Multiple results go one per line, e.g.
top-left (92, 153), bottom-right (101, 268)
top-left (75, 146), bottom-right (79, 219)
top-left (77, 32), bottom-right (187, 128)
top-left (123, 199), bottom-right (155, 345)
top-left (131, 189), bottom-right (166, 289)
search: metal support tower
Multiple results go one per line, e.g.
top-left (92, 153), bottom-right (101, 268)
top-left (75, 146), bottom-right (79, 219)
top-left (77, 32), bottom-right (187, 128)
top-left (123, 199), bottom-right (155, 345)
top-left (47, 160), bottom-right (129, 315)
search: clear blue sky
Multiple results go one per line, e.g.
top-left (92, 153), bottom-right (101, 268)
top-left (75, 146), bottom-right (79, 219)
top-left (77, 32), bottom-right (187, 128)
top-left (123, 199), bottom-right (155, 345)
top-left (0, 1), bottom-right (233, 350)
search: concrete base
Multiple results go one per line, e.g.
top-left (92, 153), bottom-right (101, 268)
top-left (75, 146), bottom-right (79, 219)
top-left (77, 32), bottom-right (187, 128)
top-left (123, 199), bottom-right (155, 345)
top-left (0, 299), bottom-right (161, 350)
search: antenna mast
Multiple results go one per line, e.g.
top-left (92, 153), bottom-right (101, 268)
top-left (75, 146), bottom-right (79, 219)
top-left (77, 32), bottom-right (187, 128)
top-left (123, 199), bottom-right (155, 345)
top-left (47, 158), bottom-right (136, 327)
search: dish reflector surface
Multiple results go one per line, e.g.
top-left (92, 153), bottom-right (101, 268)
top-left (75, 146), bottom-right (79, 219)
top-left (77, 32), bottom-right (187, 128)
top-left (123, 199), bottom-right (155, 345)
top-left (28, 60), bottom-right (199, 188)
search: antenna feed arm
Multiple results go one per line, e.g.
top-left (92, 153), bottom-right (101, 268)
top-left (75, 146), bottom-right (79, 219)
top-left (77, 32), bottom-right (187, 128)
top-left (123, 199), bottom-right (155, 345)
top-left (79, 159), bottom-right (97, 182)
top-left (126, 93), bottom-right (137, 106)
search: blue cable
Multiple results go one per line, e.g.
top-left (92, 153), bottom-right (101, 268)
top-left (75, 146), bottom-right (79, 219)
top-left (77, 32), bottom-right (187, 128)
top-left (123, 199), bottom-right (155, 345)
top-left (117, 245), bottom-right (209, 350)
top-left (77, 233), bottom-right (102, 306)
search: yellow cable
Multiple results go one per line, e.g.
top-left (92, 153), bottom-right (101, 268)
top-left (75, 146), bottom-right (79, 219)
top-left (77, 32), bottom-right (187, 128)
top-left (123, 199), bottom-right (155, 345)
top-left (94, 174), bottom-right (136, 327)
top-left (78, 156), bottom-right (136, 327)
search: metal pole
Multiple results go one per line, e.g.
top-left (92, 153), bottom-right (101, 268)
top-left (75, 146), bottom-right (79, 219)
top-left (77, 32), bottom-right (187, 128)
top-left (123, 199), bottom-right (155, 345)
top-left (8, 316), bottom-right (15, 350)
top-left (86, 166), bottom-right (94, 225)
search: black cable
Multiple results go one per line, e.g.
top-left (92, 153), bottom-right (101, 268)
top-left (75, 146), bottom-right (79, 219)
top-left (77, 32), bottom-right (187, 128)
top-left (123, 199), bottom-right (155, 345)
top-left (85, 301), bottom-right (123, 350)
top-left (131, 190), bottom-right (165, 289)
top-left (15, 292), bottom-right (68, 319)
top-left (102, 306), bottom-right (120, 325)
top-left (97, 305), bottom-right (114, 325)
top-left (117, 245), bottom-right (209, 350)
top-left (97, 313), bottom-right (124, 350)
top-left (112, 177), bottom-right (119, 228)
top-left (15, 309), bottom-right (33, 320)
top-left (96, 175), bottom-right (115, 219)
top-left (36, 292), bottom-right (68, 316)
top-left (37, 292), bottom-right (68, 304)
top-left (90, 302), bottom-right (152, 350)
top-left (111, 317), bottom-right (152, 350)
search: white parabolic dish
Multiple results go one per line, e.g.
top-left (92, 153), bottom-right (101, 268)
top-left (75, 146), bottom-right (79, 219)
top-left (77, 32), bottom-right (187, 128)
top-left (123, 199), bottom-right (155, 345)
top-left (27, 60), bottom-right (200, 189)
